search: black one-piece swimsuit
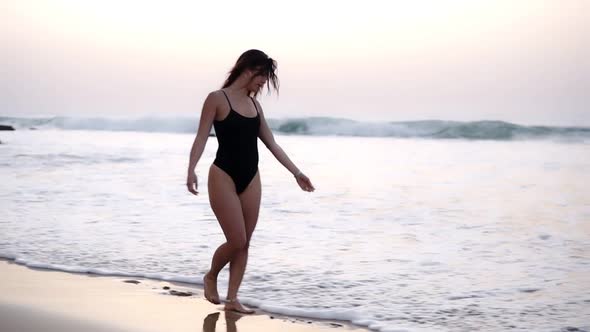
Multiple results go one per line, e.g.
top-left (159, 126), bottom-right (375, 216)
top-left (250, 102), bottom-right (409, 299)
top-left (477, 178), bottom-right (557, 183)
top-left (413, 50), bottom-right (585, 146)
top-left (212, 90), bottom-right (261, 194)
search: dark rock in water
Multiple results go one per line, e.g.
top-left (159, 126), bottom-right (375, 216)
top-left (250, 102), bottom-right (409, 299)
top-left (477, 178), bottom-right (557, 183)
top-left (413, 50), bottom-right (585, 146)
top-left (169, 289), bottom-right (193, 297)
top-left (163, 286), bottom-right (170, 290)
top-left (329, 323), bottom-right (343, 328)
top-left (123, 279), bottom-right (141, 284)
top-left (518, 287), bottom-right (541, 293)
top-left (30, 127), bottom-right (37, 130)
top-left (448, 294), bottom-right (480, 300)
top-left (0, 125), bottom-right (15, 131)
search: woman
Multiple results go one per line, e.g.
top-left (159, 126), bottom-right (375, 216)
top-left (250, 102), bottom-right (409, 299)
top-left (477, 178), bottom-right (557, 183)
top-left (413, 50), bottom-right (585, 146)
top-left (186, 49), bottom-right (315, 314)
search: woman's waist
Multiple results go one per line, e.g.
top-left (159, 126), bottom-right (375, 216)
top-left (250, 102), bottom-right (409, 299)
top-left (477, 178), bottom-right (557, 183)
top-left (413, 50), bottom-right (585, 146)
top-left (213, 151), bottom-right (258, 166)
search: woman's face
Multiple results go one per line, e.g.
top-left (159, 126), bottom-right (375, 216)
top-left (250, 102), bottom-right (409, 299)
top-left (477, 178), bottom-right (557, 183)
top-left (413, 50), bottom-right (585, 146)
top-left (247, 69), bottom-right (268, 93)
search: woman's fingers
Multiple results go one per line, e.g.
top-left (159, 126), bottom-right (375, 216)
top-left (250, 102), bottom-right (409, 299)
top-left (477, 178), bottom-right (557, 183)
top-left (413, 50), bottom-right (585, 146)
top-left (297, 176), bottom-right (315, 192)
top-left (301, 175), bottom-right (314, 191)
top-left (187, 183), bottom-right (198, 195)
top-left (305, 178), bottom-right (315, 191)
top-left (187, 178), bottom-right (199, 195)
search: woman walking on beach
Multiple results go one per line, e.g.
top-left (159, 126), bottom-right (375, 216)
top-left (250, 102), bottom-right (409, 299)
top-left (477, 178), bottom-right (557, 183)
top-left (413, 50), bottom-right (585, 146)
top-left (186, 49), bottom-right (315, 314)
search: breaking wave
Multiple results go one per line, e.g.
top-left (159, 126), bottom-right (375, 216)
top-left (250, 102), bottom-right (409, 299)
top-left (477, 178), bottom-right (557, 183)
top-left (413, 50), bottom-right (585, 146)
top-left (1, 116), bottom-right (589, 141)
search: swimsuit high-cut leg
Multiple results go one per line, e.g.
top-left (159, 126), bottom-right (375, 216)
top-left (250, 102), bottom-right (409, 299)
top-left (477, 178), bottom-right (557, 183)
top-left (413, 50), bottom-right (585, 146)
top-left (212, 90), bottom-right (260, 194)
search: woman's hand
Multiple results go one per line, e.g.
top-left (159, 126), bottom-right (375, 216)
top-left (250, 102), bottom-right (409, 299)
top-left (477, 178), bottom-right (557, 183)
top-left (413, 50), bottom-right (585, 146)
top-left (187, 172), bottom-right (199, 195)
top-left (295, 172), bottom-right (315, 192)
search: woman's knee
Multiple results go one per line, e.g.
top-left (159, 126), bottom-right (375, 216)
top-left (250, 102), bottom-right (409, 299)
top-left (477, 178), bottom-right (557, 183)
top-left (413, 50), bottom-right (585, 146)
top-left (227, 237), bottom-right (248, 251)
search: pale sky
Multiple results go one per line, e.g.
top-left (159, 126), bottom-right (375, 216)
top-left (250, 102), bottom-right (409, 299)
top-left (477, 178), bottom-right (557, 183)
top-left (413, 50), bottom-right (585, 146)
top-left (1, 0), bottom-right (589, 126)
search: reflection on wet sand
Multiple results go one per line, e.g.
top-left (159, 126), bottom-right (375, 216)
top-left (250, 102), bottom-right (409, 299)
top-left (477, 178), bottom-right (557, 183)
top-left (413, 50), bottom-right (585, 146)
top-left (203, 311), bottom-right (244, 332)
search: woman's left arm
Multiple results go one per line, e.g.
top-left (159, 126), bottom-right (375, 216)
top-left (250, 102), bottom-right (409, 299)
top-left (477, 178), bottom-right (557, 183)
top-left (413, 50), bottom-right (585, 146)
top-left (255, 99), bottom-right (315, 192)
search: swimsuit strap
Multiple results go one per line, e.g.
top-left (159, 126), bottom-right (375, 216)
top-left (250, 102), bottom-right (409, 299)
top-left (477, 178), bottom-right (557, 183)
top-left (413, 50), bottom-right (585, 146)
top-left (249, 97), bottom-right (259, 114)
top-left (221, 90), bottom-right (233, 110)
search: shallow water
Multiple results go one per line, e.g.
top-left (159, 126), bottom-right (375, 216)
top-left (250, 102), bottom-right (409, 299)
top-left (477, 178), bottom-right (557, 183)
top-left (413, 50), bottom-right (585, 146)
top-left (1, 129), bottom-right (589, 332)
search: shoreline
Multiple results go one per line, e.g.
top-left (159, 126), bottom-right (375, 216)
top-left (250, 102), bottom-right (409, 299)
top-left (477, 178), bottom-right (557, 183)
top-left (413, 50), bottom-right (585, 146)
top-left (0, 258), bottom-right (369, 332)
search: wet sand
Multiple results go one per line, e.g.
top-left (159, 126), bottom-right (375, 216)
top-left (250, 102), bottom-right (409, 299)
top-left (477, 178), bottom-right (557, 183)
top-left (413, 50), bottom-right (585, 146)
top-left (0, 260), bottom-right (367, 332)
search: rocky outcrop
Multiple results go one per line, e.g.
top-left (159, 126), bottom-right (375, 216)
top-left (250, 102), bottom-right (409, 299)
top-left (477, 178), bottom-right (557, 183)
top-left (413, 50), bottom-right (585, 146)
top-left (0, 125), bottom-right (15, 131)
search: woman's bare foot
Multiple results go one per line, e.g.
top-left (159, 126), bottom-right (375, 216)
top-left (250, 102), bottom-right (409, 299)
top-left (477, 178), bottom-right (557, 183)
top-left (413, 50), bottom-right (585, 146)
top-left (203, 272), bottom-right (220, 304)
top-left (224, 298), bottom-right (255, 314)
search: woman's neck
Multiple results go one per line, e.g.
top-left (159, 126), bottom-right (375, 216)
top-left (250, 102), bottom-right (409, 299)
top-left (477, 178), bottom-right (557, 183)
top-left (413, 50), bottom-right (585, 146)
top-left (225, 86), bottom-right (250, 96)
top-left (225, 74), bottom-right (252, 96)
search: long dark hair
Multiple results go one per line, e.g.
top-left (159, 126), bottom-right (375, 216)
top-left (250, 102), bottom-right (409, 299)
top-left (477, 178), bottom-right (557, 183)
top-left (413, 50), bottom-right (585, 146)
top-left (222, 49), bottom-right (279, 97)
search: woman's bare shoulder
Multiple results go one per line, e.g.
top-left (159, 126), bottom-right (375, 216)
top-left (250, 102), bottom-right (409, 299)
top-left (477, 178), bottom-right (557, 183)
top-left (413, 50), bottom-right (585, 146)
top-left (208, 89), bottom-right (224, 99)
top-left (204, 90), bottom-right (225, 106)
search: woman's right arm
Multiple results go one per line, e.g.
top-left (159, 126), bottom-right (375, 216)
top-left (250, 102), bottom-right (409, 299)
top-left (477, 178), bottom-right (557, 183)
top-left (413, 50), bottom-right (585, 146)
top-left (186, 92), bottom-right (218, 195)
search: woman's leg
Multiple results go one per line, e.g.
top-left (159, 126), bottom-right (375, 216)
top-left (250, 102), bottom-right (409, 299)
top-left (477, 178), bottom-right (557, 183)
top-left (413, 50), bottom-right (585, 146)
top-left (225, 170), bottom-right (261, 313)
top-left (205, 164), bottom-right (248, 304)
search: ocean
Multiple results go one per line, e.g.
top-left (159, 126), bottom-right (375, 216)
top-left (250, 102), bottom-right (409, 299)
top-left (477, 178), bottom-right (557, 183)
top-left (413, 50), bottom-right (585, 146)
top-left (1, 116), bottom-right (589, 332)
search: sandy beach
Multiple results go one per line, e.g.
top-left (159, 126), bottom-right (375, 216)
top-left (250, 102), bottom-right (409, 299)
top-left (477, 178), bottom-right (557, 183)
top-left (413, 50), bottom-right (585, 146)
top-left (0, 259), bottom-right (368, 332)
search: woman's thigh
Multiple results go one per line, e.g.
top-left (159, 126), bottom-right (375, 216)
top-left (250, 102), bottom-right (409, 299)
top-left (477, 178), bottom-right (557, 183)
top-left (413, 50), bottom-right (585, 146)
top-left (208, 164), bottom-right (247, 247)
top-left (238, 170), bottom-right (261, 243)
